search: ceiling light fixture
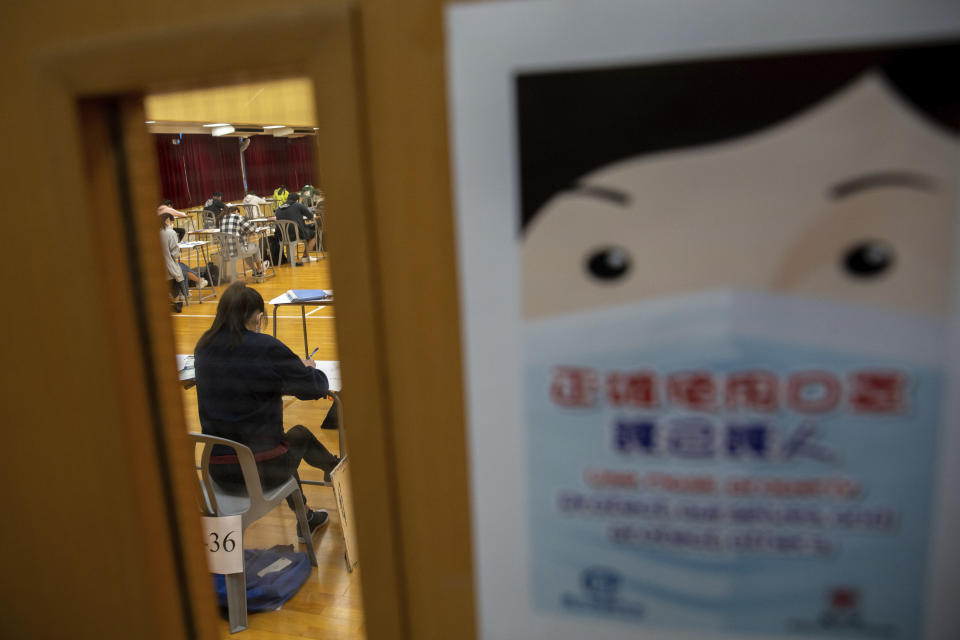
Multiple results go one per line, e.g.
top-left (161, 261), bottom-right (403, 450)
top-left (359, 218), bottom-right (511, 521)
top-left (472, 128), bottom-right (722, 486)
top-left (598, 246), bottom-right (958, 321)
top-left (145, 120), bottom-right (157, 124)
top-left (202, 123), bottom-right (230, 127)
top-left (271, 127), bottom-right (295, 137)
top-left (211, 125), bottom-right (236, 137)
top-left (263, 125), bottom-right (286, 129)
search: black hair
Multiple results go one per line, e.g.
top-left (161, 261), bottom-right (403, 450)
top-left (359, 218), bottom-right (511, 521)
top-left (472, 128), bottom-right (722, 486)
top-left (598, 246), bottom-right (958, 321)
top-left (159, 212), bottom-right (174, 229)
top-left (195, 282), bottom-right (265, 353)
top-left (162, 199), bottom-right (175, 206)
top-left (517, 40), bottom-right (960, 231)
top-left (216, 205), bottom-right (237, 225)
top-left (212, 191), bottom-right (223, 199)
top-left (287, 193), bottom-right (300, 201)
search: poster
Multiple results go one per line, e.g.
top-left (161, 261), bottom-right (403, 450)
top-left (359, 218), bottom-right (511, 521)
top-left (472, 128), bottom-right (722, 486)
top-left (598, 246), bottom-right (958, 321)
top-left (447, 2), bottom-right (960, 639)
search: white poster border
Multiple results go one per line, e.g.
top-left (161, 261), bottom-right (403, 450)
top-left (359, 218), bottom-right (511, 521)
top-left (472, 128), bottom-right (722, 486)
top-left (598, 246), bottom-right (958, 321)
top-left (445, 2), bottom-right (960, 639)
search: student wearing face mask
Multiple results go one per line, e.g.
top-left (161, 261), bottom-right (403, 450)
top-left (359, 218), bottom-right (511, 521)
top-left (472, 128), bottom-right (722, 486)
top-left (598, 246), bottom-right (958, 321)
top-left (160, 213), bottom-right (204, 311)
top-left (194, 282), bottom-right (340, 539)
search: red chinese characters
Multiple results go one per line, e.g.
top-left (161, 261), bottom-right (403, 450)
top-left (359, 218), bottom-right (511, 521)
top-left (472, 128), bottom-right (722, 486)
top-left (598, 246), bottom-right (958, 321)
top-left (550, 366), bottom-right (599, 407)
top-left (551, 367), bottom-right (906, 414)
top-left (849, 371), bottom-right (904, 413)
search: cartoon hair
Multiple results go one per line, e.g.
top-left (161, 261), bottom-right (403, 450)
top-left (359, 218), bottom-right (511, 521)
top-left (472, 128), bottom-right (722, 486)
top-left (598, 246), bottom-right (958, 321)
top-left (517, 40), bottom-right (960, 230)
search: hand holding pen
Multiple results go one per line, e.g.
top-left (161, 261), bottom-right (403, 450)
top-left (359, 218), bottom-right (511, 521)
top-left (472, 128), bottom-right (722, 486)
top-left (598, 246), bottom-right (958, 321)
top-left (302, 346), bottom-right (319, 368)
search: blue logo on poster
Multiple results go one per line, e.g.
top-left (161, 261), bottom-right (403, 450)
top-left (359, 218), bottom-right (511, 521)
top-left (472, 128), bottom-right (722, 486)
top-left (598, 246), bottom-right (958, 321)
top-left (560, 567), bottom-right (644, 618)
top-left (582, 567), bottom-right (621, 600)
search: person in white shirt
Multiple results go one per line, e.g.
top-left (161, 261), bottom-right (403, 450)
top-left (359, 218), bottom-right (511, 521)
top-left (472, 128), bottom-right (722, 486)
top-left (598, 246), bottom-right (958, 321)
top-left (242, 190), bottom-right (269, 218)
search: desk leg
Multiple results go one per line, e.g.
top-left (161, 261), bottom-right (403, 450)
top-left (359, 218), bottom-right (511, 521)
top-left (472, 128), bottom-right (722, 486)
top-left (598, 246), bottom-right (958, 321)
top-left (301, 306), bottom-right (309, 358)
top-left (200, 244), bottom-right (216, 301)
top-left (300, 391), bottom-right (344, 488)
top-left (332, 391), bottom-right (346, 457)
top-left (273, 306), bottom-right (279, 338)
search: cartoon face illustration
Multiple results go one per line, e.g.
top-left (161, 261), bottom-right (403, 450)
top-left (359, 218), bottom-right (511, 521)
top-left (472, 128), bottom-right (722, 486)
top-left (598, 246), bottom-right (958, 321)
top-left (520, 48), bottom-right (960, 319)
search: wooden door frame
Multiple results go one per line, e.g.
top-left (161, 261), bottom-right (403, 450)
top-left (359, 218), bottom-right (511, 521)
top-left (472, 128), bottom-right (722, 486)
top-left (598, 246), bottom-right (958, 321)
top-left (25, 2), bottom-right (474, 638)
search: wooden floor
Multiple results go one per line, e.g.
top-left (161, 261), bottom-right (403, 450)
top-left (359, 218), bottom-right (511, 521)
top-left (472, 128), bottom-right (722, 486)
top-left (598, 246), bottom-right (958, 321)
top-left (172, 253), bottom-right (367, 640)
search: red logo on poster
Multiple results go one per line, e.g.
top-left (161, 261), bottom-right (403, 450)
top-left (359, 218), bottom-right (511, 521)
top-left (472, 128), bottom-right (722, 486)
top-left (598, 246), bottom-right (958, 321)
top-left (829, 587), bottom-right (858, 611)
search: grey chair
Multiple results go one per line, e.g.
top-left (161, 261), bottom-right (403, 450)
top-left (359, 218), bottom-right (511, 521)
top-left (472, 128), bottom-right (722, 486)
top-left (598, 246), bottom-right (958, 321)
top-left (211, 231), bottom-right (252, 283)
top-left (200, 210), bottom-right (217, 229)
top-left (190, 433), bottom-right (319, 634)
top-left (273, 219), bottom-right (306, 267)
top-left (237, 202), bottom-right (260, 219)
top-left (305, 210), bottom-right (325, 261)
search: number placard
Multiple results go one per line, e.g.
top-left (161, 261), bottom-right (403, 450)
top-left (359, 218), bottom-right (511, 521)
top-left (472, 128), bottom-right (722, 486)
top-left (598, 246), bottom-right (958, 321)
top-left (201, 515), bottom-right (243, 574)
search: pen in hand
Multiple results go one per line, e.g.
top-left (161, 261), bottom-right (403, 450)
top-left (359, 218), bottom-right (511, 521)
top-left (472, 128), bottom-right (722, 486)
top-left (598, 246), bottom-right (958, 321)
top-left (303, 347), bottom-right (320, 368)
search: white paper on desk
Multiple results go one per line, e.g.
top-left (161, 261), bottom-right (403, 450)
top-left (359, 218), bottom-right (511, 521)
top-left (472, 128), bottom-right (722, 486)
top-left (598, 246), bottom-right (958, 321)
top-left (176, 354), bottom-right (195, 381)
top-left (314, 360), bottom-right (342, 392)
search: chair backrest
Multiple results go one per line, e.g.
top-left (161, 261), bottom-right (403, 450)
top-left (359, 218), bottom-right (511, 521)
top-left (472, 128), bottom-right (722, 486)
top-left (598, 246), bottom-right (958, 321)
top-left (273, 219), bottom-right (301, 244)
top-left (212, 231), bottom-right (241, 258)
top-left (189, 433), bottom-right (267, 517)
top-left (200, 210), bottom-right (217, 229)
top-left (239, 203), bottom-right (260, 219)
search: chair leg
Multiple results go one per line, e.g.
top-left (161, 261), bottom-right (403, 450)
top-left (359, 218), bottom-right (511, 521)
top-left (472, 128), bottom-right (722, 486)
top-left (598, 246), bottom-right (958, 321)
top-left (223, 257), bottom-right (238, 283)
top-left (290, 490), bottom-right (319, 567)
top-left (225, 570), bottom-right (248, 633)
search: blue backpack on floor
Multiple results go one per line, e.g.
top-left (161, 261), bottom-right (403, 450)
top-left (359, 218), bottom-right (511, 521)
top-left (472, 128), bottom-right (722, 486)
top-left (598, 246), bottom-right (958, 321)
top-left (212, 545), bottom-right (311, 612)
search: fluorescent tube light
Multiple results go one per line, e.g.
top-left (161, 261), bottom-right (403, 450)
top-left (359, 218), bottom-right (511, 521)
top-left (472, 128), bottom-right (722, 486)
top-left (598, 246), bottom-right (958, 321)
top-left (211, 125), bottom-right (235, 137)
top-left (145, 120), bottom-right (156, 124)
top-left (271, 127), bottom-right (295, 137)
top-left (263, 125), bottom-right (286, 129)
top-left (203, 123), bottom-right (230, 127)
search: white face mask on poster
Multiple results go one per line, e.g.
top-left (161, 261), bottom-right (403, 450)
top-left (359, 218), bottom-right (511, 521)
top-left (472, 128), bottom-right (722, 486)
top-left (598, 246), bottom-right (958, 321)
top-left (523, 290), bottom-right (946, 634)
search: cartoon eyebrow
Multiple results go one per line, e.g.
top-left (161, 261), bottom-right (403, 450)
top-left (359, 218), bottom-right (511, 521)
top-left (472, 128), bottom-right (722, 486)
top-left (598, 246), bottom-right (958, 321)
top-left (829, 171), bottom-right (938, 200)
top-left (567, 185), bottom-right (632, 206)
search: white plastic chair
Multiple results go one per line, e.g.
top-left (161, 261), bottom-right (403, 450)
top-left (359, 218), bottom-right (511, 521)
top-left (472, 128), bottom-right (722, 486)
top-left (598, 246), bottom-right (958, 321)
top-left (211, 232), bottom-right (253, 283)
top-left (273, 219), bottom-right (305, 267)
top-left (190, 433), bottom-right (318, 633)
top-left (305, 210), bottom-right (325, 261)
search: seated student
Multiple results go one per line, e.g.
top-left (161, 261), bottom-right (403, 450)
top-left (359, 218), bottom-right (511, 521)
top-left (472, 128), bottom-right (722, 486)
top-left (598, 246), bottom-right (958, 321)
top-left (158, 200), bottom-right (188, 241)
top-left (161, 213), bottom-right (206, 299)
top-left (204, 191), bottom-right (228, 218)
top-left (195, 282), bottom-right (339, 539)
top-left (157, 199), bottom-right (187, 218)
top-left (219, 205), bottom-right (266, 278)
top-left (275, 193), bottom-right (317, 265)
top-left (300, 184), bottom-right (316, 207)
top-left (242, 190), bottom-right (269, 218)
top-left (273, 184), bottom-right (289, 206)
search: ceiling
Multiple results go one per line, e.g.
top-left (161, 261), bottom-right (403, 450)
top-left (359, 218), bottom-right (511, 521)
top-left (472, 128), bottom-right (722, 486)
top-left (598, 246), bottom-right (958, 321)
top-left (144, 78), bottom-right (318, 136)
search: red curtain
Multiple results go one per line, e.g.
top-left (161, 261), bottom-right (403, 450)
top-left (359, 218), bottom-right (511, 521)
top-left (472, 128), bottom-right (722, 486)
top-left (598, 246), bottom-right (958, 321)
top-left (155, 134), bottom-right (317, 208)
top-left (244, 136), bottom-right (317, 197)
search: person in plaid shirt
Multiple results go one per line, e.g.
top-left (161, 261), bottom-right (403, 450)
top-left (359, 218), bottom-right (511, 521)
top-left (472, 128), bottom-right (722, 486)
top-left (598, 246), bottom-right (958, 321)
top-left (219, 206), bottom-right (265, 278)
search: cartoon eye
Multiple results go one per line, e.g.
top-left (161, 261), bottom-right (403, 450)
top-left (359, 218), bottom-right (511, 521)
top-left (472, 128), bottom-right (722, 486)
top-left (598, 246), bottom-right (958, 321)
top-left (842, 240), bottom-right (895, 278)
top-left (586, 246), bottom-right (631, 281)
